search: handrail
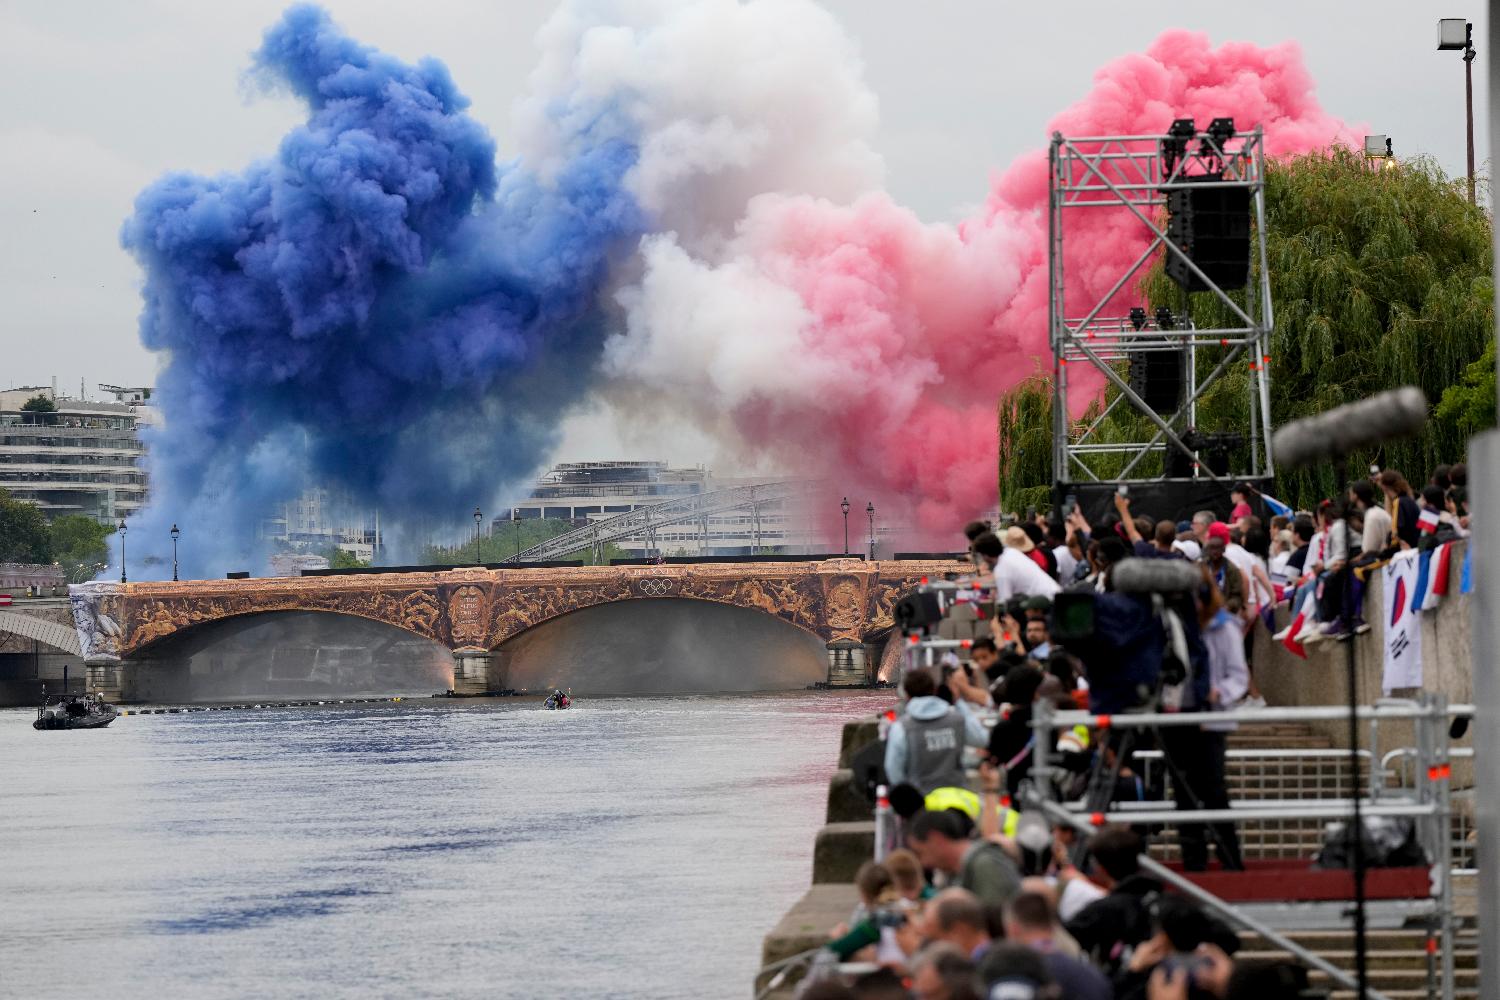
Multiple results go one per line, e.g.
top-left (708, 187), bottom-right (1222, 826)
top-left (1040, 704), bottom-right (1474, 730)
top-left (1028, 795), bottom-right (1394, 1000)
top-left (511, 479), bottom-right (817, 562)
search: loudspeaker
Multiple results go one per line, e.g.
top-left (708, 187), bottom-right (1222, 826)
top-left (1129, 350), bottom-right (1186, 413)
top-left (1165, 177), bottom-right (1250, 292)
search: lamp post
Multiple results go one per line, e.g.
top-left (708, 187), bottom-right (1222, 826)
top-left (473, 507), bottom-right (483, 566)
top-left (512, 510), bottom-right (521, 564)
top-left (866, 501), bottom-right (876, 561)
top-left (117, 519), bottom-right (127, 584)
top-left (170, 524), bottom-right (180, 582)
top-left (840, 497), bottom-right (850, 555)
top-left (1437, 18), bottom-right (1477, 204)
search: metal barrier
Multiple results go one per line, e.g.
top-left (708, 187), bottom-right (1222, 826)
top-left (1030, 697), bottom-right (1468, 1000)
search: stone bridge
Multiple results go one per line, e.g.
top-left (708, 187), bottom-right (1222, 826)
top-left (69, 558), bottom-right (966, 699)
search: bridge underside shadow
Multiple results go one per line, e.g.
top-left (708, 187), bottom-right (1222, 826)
top-left (496, 598), bottom-right (827, 695)
top-left (122, 612), bottom-right (453, 703)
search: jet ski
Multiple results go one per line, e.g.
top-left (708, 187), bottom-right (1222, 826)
top-left (543, 688), bottom-right (572, 710)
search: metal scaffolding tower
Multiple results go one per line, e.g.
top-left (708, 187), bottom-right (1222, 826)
top-left (1048, 124), bottom-right (1275, 493)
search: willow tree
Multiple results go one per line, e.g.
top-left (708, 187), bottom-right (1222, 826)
top-left (998, 148), bottom-right (1494, 510)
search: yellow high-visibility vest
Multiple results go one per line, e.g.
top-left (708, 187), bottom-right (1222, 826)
top-left (924, 786), bottom-right (1020, 837)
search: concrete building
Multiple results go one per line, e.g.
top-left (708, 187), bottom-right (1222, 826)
top-left (260, 487), bottom-right (382, 563)
top-left (0, 384), bottom-right (149, 521)
top-left (497, 461), bottom-right (815, 558)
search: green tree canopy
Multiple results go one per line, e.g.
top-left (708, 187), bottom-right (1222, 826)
top-left (1000, 149), bottom-right (1494, 511)
top-left (50, 515), bottom-right (114, 582)
top-left (317, 546), bottom-right (371, 570)
top-left (19, 394), bottom-right (55, 413)
top-left (0, 489), bottom-right (52, 564)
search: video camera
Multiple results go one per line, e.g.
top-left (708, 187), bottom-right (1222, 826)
top-left (1049, 559), bottom-right (1208, 714)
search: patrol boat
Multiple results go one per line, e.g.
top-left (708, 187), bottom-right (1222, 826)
top-left (34, 691), bottom-right (118, 730)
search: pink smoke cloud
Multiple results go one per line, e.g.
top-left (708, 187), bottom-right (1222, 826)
top-left (612, 30), bottom-right (1361, 541)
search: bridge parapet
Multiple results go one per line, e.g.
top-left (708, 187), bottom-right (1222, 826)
top-left (69, 559), bottom-right (969, 691)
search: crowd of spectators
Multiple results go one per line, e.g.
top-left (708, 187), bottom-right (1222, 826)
top-left (797, 463), bottom-right (1468, 1000)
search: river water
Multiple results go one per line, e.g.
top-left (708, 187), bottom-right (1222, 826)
top-left (1, 691), bottom-right (887, 999)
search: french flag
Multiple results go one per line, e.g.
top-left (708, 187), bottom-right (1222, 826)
top-left (1418, 508), bottom-right (1441, 534)
top-left (1282, 591), bottom-right (1316, 659)
top-left (1421, 541), bottom-right (1454, 611)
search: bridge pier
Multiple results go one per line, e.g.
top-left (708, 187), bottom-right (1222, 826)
top-left (825, 641), bottom-right (873, 687)
top-left (86, 660), bottom-right (123, 702)
top-left (451, 649), bottom-right (505, 696)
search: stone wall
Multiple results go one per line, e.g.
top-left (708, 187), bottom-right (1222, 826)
top-left (1253, 539), bottom-right (1471, 767)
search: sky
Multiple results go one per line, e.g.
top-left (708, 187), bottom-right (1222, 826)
top-left (1, 0), bottom-right (1490, 466)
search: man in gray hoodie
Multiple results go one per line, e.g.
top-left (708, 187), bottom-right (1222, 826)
top-left (884, 667), bottom-right (989, 793)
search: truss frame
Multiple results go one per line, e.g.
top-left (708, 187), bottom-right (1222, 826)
top-left (1048, 127), bottom-right (1276, 487)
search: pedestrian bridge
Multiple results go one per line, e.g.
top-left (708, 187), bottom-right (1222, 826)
top-left (69, 557), bottom-right (965, 701)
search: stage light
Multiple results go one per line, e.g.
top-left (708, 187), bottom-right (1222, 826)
top-left (1154, 307), bottom-right (1175, 331)
top-left (1128, 307), bottom-right (1147, 331)
top-left (1161, 118), bottom-right (1196, 175)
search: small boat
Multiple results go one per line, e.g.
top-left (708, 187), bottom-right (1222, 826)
top-left (543, 688), bottom-right (572, 710)
top-left (34, 691), bottom-right (118, 730)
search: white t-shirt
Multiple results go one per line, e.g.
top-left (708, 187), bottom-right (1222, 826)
top-left (1053, 543), bottom-right (1079, 583)
top-left (1225, 544), bottom-right (1271, 607)
top-left (1362, 504), bottom-right (1392, 555)
top-left (992, 548), bottom-right (1061, 602)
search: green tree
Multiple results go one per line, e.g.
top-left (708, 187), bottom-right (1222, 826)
top-left (999, 149), bottom-right (1494, 510)
top-left (20, 394), bottom-right (55, 413)
top-left (0, 489), bottom-right (52, 563)
top-left (318, 546), bottom-right (371, 570)
top-left (50, 515), bottom-right (113, 582)
top-left (1434, 340), bottom-right (1496, 436)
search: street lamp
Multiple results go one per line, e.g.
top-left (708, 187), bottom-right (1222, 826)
top-left (473, 507), bottom-right (483, 566)
top-left (840, 497), bottom-right (850, 555)
top-left (512, 510), bottom-right (521, 563)
top-left (170, 524), bottom-right (180, 582)
top-left (1437, 18), bottom-right (1477, 204)
top-left (866, 501), bottom-right (876, 561)
top-left (117, 519), bottom-right (127, 584)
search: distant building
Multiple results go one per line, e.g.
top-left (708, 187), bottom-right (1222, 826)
top-left (0, 384), bottom-right (149, 521)
top-left (260, 487), bottom-right (383, 560)
top-left (0, 562), bottom-right (67, 594)
top-left (497, 461), bottom-right (814, 558)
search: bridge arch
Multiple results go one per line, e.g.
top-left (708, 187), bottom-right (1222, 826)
top-left (491, 597), bottom-right (829, 694)
top-left (120, 609), bottom-right (455, 703)
top-left (0, 609), bottom-right (81, 656)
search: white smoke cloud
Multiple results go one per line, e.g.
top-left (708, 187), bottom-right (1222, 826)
top-left (513, 0), bottom-right (884, 252)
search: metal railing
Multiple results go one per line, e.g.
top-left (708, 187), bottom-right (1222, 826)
top-left (1030, 697), bottom-right (1468, 1000)
top-left (510, 479), bottom-right (817, 563)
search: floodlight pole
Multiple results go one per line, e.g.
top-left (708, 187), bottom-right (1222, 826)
top-left (1465, 22), bottom-right (1477, 205)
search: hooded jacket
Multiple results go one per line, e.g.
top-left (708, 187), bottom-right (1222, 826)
top-left (884, 695), bottom-right (988, 792)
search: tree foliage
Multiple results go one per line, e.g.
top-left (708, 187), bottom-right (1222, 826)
top-left (20, 394), bottom-right (55, 413)
top-left (999, 149), bottom-right (1495, 510)
top-left (0, 489), bottom-right (52, 563)
top-left (318, 546), bottom-right (372, 570)
top-left (50, 515), bottom-right (114, 582)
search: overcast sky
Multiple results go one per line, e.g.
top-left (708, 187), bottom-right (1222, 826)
top-left (2, 0), bottom-right (1490, 403)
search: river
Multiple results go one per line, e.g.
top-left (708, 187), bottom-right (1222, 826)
top-left (1, 691), bottom-right (887, 999)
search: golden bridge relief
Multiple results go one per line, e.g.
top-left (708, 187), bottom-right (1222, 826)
top-left (69, 559), bottom-right (969, 669)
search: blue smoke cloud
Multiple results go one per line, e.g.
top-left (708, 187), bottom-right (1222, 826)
top-left (117, 5), bottom-right (643, 578)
